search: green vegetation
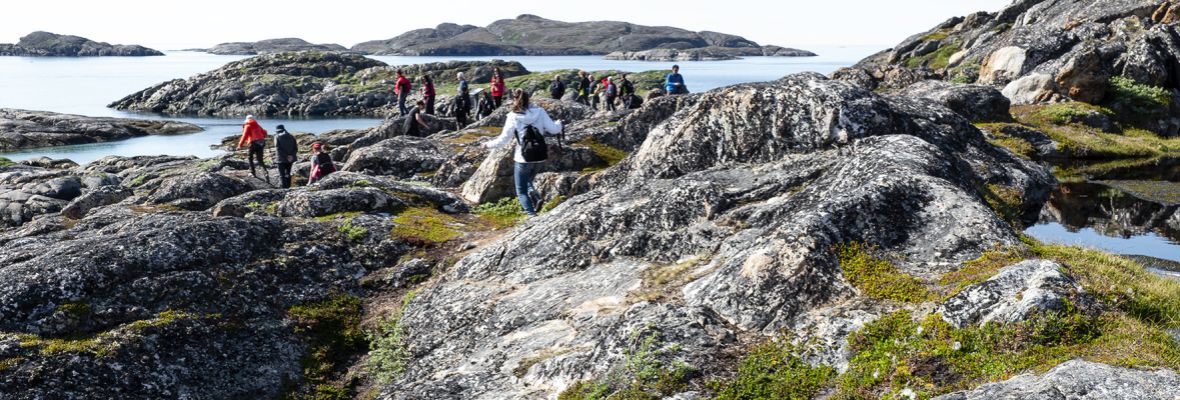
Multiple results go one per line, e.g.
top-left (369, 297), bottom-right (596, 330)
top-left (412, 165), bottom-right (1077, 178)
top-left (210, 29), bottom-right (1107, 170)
top-left (540, 195), bottom-right (567, 214)
top-left (338, 220), bottom-right (369, 242)
top-left (578, 138), bottom-right (628, 171)
top-left (365, 290), bottom-right (418, 385)
top-left (905, 42), bottom-right (959, 70)
top-left (514, 348), bottom-right (575, 378)
top-left (16, 310), bottom-right (206, 357)
top-left (558, 332), bottom-right (692, 400)
top-left (980, 183), bottom-right (1026, 227)
top-left (947, 59), bottom-right (980, 84)
top-left (1032, 102), bottom-right (1113, 125)
top-left (0, 157), bottom-right (15, 167)
top-left (708, 339), bottom-right (835, 400)
top-left (0, 357), bottom-right (23, 372)
top-left (55, 302), bottom-right (92, 319)
top-left (314, 211), bottom-right (363, 222)
top-left (632, 253), bottom-right (711, 303)
top-left (921, 31), bottom-right (949, 41)
top-left (1106, 76), bottom-right (1172, 119)
top-left (390, 207), bottom-right (462, 244)
top-left (837, 243), bottom-right (933, 303)
top-left (474, 197), bottom-right (527, 228)
top-left (287, 295), bottom-right (367, 400)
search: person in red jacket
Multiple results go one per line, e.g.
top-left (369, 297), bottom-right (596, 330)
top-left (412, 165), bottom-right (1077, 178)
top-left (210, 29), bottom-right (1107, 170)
top-left (394, 69), bottom-right (412, 116)
top-left (490, 69), bottom-right (506, 108)
top-left (236, 115), bottom-right (270, 183)
top-left (420, 74), bottom-right (436, 115)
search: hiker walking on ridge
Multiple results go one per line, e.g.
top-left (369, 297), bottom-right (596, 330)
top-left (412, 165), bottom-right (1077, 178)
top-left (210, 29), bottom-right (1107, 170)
top-left (665, 65), bottom-right (688, 95)
top-left (455, 72), bottom-right (471, 129)
top-left (236, 115), bottom-right (270, 183)
top-left (483, 89), bottom-right (563, 217)
top-left (274, 124), bottom-right (297, 188)
top-left (619, 74), bottom-right (636, 109)
top-left (394, 69), bottom-right (412, 116)
top-left (549, 74), bottom-right (566, 100)
top-left (588, 74), bottom-right (601, 110)
top-left (490, 68), bottom-right (507, 108)
top-left (420, 74), bottom-right (436, 115)
top-left (604, 76), bottom-right (618, 111)
top-left (575, 71), bottom-right (591, 105)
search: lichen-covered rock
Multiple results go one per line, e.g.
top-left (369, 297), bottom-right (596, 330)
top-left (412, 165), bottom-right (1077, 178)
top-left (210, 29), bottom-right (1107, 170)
top-left (377, 73), bottom-right (1054, 398)
top-left (277, 186), bottom-right (403, 218)
top-left (146, 171), bottom-right (252, 210)
top-left (60, 185), bottom-right (133, 219)
top-left (342, 136), bottom-right (450, 178)
top-left (895, 80), bottom-right (1011, 122)
top-left (933, 359), bottom-right (1180, 400)
top-left (937, 260), bottom-right (1085, 328)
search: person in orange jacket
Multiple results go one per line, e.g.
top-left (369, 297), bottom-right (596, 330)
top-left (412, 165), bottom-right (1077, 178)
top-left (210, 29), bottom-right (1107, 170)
top-left (394, 69), bottom-right (412, 116)
top-left (237, 115), bottom-right (270, 183)
top-left (490, 68), bottom-right (506, 108)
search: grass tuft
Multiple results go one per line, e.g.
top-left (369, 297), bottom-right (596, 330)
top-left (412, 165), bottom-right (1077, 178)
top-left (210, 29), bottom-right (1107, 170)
top-left (837, 243), bottom-right (933, 303)
top-left (474, 197), bottom-right (528, 228)
top-left (390, 207), bottom-right (461, 244)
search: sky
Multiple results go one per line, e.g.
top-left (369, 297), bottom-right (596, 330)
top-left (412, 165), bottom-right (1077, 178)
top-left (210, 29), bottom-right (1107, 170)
top-left (0, 0), bottom-right (1014, 50)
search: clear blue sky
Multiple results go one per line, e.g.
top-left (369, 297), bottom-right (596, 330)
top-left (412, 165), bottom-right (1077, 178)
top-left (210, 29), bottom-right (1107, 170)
top-left (0, 0), bottom-right (1014, 49)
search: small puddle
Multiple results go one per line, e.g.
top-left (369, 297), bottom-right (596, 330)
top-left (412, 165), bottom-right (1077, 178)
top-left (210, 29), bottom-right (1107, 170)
top-left (1024, 180), bottom-right (1180, 266)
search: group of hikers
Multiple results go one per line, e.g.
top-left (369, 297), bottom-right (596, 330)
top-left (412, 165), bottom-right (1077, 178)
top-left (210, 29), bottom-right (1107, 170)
top-left (235, 65), bottom-right (690, 216)
top-left (235, 115), bottom-right (336, 188)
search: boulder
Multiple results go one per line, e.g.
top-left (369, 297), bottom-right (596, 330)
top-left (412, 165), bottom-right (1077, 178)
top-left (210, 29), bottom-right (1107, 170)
top-left (896, 80), bottom-right (1012, 122)
top-left (60, 186), bottom-right (133, 219)
top-left (146, 172), bottom-right (252, 210)
top-left (342, 137), bottom-right (450, 178)
top-left (937, 260), bottom-right (1085, 328)
top-left (21, 176), bottom-right (82, 201)
top-left (276, 187), bottom-right (403, 218)
top-left (933, 359), bottom-right (1180, 400)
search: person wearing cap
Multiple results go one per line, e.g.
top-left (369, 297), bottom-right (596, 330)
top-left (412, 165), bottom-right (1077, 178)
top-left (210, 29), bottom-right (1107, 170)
top-left (274, 125), bottom-right (297, 188)
top-left (307, 143), bottom-right (336, 184)
top-left (236, 115), bottom-right (270, 183)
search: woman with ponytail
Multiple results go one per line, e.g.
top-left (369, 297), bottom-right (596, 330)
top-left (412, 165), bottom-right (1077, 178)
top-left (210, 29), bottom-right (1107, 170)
top-left (483, 89), bottom-right (564, 217)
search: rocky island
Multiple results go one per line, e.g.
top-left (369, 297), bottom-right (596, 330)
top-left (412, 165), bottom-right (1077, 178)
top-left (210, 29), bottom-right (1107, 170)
top-left (0, 109), bottom-right (202, 151)
top-left (2, 0), bottom-right (1180, 399)
top-left (204, 38), bottom-right (350, 55)
top-left (350, 15), bottom-right (813, 60)
top-left (0, 31), bottom-right (163, 57)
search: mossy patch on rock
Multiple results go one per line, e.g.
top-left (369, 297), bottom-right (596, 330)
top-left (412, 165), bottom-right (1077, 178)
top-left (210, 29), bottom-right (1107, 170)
top-left (707, 339), bottom-right (835, 400)
top-left (286, 294), bottom-right (367, 398)
top-left (390, 207), bottom-right (462, 244)
top-left (365, 290), bottom-right (417, 385)
top-left (577, 138), bottom-right (628, 171)
top-left (558, 331), bottom-right (693, 400)
top-left (837, 243), bottom-right (933, 303)
top-left (474, 197), bottom-right (527, 228)
top-left (980, 183), bottom-right (1026, 227)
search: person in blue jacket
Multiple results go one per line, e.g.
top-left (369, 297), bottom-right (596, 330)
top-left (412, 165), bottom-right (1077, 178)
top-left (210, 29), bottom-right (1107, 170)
top-left (664, 65), bottom-right (687, 95)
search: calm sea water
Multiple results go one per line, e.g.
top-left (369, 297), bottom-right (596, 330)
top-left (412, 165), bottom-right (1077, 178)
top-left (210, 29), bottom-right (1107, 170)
top-left (0, 46), bottom-right (878, 164)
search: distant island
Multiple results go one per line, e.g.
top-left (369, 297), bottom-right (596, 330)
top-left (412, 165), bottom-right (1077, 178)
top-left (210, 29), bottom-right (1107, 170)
top-left (0, 31), bottom-right (163, 57)
top-left (194, 15), bottom-right (813, 60)
top-left (203, 38), bottom-right (349, 55)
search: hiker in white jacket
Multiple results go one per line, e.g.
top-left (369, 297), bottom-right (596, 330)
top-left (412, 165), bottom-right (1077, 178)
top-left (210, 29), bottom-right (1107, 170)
top-left (484, 89), bottom-right (564, 216)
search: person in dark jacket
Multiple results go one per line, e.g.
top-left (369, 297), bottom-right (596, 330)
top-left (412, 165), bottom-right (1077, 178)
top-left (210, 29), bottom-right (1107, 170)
top-left (588, 74), bottom-right (600, 110)
top-left (575, 71), bottom-right (590, 105)
top-left (274, 125), bottom-right (298, 188)
top-left (619, 74), bottom-right (636, 109)
top-left (455, 72), bottom-right (471, 130)
top-left (308, 143), bottom-right (336, 184)
top-left (549, 74), bottom-right (566, 100)
top-left (420, 74), bottom-right (436, 115)
top-left (604, 76), bottom-right (618, 111)
top-left (236, 115), bottom-right (270, 183)
top-left (404, 100), bottom-right (430, 136)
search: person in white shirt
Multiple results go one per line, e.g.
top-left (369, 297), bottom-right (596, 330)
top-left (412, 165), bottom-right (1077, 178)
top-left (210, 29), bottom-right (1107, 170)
top-left (484, 89), bottom-right (564, 216)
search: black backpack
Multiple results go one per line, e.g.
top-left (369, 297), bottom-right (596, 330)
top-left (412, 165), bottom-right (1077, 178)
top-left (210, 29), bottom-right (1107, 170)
top-left (515, 123), bottom-right (548, 162)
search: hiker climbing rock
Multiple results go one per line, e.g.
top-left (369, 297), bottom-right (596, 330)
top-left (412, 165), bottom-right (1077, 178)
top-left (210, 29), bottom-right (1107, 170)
top-left (274, 124), bottom-right (297, 188)
top-left (236, 115), bottom-right (270, 183)
top-left (483, 89), bottom-right (564, 217)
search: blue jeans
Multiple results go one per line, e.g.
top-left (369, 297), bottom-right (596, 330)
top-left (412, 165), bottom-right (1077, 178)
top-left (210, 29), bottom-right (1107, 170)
top-left (514, 162), bottom-right (541, 216)
top-left (398, 92), bottom-right (409, 116)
